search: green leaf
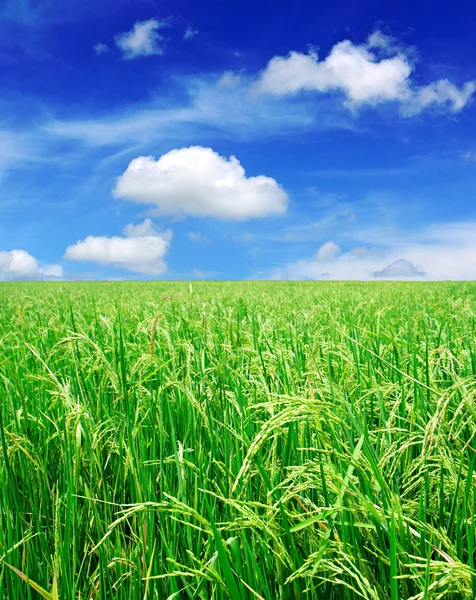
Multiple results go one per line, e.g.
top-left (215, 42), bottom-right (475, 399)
top-left (3, 562), bottom-right (53, 600)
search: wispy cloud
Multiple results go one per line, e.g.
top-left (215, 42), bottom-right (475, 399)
top-left (44, 74), bottom-right (355, 147)
top-left (115, 18), bottom-right (169, 59)
top-left (94, 42), bottom-right (108, 55)
top-left (187, 231), bottom-right (211, 244)
top-left (183, 27), bottom-right (198, 40)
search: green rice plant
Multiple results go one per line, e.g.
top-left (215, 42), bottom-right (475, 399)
top-left (0, 281), bottom-right (475, 598)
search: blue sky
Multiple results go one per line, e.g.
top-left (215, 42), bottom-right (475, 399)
top-left (1, 0), bottom-right (476, 280)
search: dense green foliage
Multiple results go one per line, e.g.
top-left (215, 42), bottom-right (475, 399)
top-left (1, 281), bottom-right (476, 599)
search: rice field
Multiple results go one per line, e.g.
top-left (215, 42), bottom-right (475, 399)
top-left (1, 281), bottom-right (475, 599)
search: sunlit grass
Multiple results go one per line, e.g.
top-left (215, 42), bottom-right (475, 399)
top-left (1, 281), bottom-right (475, 599)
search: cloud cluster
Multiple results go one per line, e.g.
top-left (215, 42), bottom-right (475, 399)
top-left (270, 221), bottom-right (476, 281)
top-left (255, 32), bottom-right (475, 114)
top-left (7, 28), bottom-right (476, 281)
top-left (114, 146), bottom-right (288, 220)
top-left (64, 219), bottom-right (172, 275)
top-left (61, 146), bottom-right (287, 277)
top-left (0, 249), bottom-right (62, 281)
top-left (115, 18), bottom-right (168, 59)
top-left (46, 30), bottom-right (475, 152)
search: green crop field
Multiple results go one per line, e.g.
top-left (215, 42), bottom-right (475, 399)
top-left (1, 281), bottom-right (476, 600)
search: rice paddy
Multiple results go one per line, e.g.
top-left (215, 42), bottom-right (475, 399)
top-left (1, 281), bottom-right (475, 599)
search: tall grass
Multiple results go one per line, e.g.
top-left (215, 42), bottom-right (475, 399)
top-left (0, 281), bottom-right (475, 599)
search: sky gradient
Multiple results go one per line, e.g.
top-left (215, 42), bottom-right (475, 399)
top-left (1, 0), bottom-right (476, 281)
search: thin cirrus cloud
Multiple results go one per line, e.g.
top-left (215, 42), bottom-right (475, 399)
top-left (113, 146), bottom-right (289, 220)
top-left (64, 219), bottom-right (173, 275)
top-left (187, 232), bottom-right (212, 244)
top-left (0, 249), bottom-right (63, 281)
top-left (254, 31), bottom-right (476, 114)
top-left (115, 18), bottom-right (169, 59)
top-left (45, 76), bottom-right (338, 147)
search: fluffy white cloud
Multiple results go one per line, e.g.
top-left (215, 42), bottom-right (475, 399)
top-left (123, 218), bottom-right (159, 238)
top-left (255, 31), bottom-right (475, 114)
top-left (270, 221), bottom-right (476, 281)
top-left (0, 249), bottom-right (63, 281)
top-left (315, 241), bottom-right (341, 260)
top-left (64, 220), bottom-right (172, 275)
top-left (256, 41), bottom-right (412, 105)
top-left (115, 19), bottom-right (168, 59)
top-left (113, 146), bottom-right (288, 220)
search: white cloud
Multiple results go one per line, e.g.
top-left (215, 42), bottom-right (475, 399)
top-left (187, 231), bottom-right (211, 244)
top-left (0, 249), bottom-right (63, 281)
top-left (115, 18), bottom-right (168, 59)
top-left (367, 31), bottom-right (398, 53)
top-left (38, 31), bottom-right (476, 153)
top-left (64, 220), bottom-right (172, 275)
top-left (123, 217), bottom-right (163, 238)
top-left (255, 31), bottom-right (475, 114)
top-left (270, 221), bottom-right (476, 281)
top-left (315, 241), bottom-right (341, 260)
top-left (255, 37), bottom-right (412, 106)
top-left (373, 258), bottom-right (426, 278)
top-left (405, 79), bottom-right (476, 115)
top-left (183, 27), bottom-right (198, 40)
top-left (94, 42), bottom-right (108, 55)
top-left (113, 146), bottom-right (288, 220)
